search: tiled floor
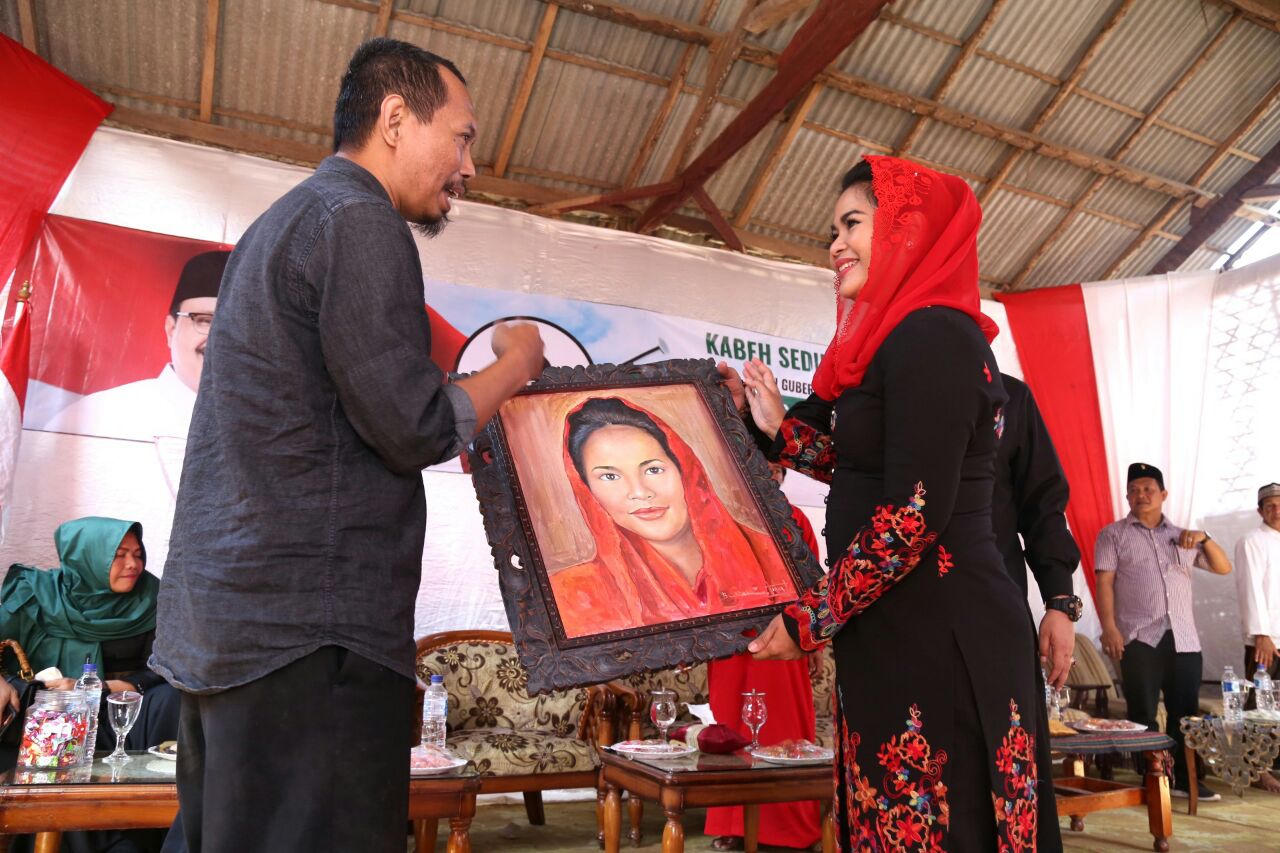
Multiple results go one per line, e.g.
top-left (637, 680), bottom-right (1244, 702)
top-left (417, 774), bottom-right (1279, 852)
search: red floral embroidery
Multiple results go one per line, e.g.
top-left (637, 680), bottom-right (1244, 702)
top-left (779, 417), bottom-right (834, 485)
top-left (983, 363), bottom-right (992, 383)
top-left (992, 700), bottom-right (1039, 853)
top-left (838, 705), bottom-right (949, 853)
top-left (786, 483), bottom-right (938, 649)
top-left (994, 406), bottom-right (1005, 441)
top-left (936, 546), bottom-right (952, 578)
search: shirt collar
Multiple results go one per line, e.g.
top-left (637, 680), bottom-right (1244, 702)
top-left (1126, 511), bottom-right (1170, 531)
top-left (316, 155), bottom-right (394, 205)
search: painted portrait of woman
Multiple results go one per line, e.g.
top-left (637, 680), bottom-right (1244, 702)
top-left (549, 396), bottom-right (795, 638)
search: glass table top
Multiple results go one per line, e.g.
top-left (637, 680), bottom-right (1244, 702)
top-left (0, 752), bottom-right (479, 787)
top-left (607, 747), bottom-right (830, 774)
top-left (1, 752), bottom-right (177, 786)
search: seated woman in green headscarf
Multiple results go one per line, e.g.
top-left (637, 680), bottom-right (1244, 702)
top-left (1, 517), bottom-right (178, 753)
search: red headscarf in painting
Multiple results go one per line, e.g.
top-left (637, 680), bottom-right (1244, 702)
top-left (550, 397), bottom-right (794, 638)
top-left (811, 155), bottom-right (998, 400)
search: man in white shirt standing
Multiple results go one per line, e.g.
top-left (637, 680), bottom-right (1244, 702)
top-left (1236, 481), bottom-right (1280, 791)
top-left (44, 250), bottom-right (228, 442)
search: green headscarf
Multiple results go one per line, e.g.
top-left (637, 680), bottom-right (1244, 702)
top-left (0, 517), bottom-right (159, 677)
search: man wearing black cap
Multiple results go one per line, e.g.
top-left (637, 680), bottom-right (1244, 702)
top-left (45, 249), bottom-right (228, 441)
top-left (1094, 462), bottom-right (1232, 800)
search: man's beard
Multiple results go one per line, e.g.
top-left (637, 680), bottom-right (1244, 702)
top-left (412, 213), bottom-right (449, 239)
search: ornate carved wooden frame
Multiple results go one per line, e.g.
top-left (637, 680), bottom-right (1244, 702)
top-left (468, 358), bottom-right (823, 693)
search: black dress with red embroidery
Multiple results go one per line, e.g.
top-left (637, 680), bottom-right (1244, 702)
top-left (772, 307), bottom-right (1047, 852)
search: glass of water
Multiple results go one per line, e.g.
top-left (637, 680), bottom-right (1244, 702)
top-left (104, 691), bottom-right (143, 765)
top-left (742, 691), bottom-right (768, 750)
top-left (650, 689), bottom-right (678, 751)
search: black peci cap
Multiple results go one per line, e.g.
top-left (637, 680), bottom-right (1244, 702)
top-left (169, 250), bottom-right (230, 314)
top-left (1127, 462), bottom-right (1164, 491)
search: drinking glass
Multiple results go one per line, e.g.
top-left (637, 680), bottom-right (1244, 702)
top-left (650, 689), bottom-right (678, 752)
top-left (104, 691), bottom-right (142, 765)
top-left (1053, 686), bottom-right (1071, 721)
top-left (742, 690), bottom-right (768, 750)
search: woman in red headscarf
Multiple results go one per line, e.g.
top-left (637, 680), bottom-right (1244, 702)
top-left (727, 156), bottom-right (1059, 852)
top-left (549, 396), bottom-right (795, 638)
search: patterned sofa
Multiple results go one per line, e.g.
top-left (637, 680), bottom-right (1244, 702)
top-left (415, 630), bottom-right (620, 844)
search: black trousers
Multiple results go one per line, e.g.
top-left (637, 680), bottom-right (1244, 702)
top-left (165, 646), bottom-right (414, 853)
top-left (1119, 631), bottom-right (1201, 787)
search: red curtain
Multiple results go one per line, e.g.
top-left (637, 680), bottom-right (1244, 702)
top-left (0, 34), bottom-right (112, 288)
top-left (998, 284), bottom-right (1112, 595)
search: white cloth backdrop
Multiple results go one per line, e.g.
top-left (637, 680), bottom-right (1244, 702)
top-left (1081, 255), bottom-right (1280, 677)
top-left (0, 127), bottom-right (1096, 647)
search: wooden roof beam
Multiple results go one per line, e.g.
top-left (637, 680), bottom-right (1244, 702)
top-left (1103, 75), bottom-right (1280, 278)
top-left (16, 0), bottom-right (37, 53)
top-left (732, 81), bottom-right (821, 227)
top-left (526, 180), bottom-right (682, 215)
top-left (1149, 138), bottom-right (1280, 274)
top-left (546, 0), bottom-right (717, 45)
top-left (198, 0), bottom-right (221, 122)
top-left (636, 0), bottom-right (889, 234)
top-left (492, 3), bottom-right (558, 178)
top-left (978, 0), bottom-right (1137, 207)
top-left (817, 70), bottom-right (1212, 202)
top-left (1009, 12), bottom-right (1240, 289)
top-left (692, 186), bottom-right (745, 250)
top-left (894, 0), bottom-right (1009, 156)
top-left (623, 0), bottom-right (720, 187)
top-left (744, 0), bottom-right (815, 34)
top-left (372, 0), bottom-right (393, 37)
top-left (658, 1), bottom-right (757, 182)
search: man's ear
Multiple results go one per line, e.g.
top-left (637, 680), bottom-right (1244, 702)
top-left (164, 314), bottom-right (177, 347)
top-left (378, 94), bottom-right (406, 148)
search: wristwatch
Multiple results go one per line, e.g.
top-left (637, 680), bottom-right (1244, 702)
top-left (1045, 595), bottom-right (1084, 622)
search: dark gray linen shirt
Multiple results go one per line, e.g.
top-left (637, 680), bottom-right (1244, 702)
top-left (150, 156), bottom-right (476, 693)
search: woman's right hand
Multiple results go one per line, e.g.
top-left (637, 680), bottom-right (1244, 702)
top-left (741, 359), bottom-right (786, 439)
top-left (41, 677), bottom-right (76, 691)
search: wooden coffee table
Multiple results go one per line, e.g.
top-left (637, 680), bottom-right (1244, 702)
top-left (1051, 731), bottom-right (1174, 853)
top-left (0, 753), bottom-right (480, 853)
top-left (600, 748), bottom-right (834, 853)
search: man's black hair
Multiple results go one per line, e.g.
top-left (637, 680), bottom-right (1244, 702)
top-left (333, 38), bottom-right (466, 153)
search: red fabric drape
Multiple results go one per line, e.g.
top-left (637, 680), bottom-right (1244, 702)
top-left (998, 284), bottom-right (1113, 595)
top-left (705, 506), bottom-right (821, 847)
top-left (0, 35), bottom-right (112, 287)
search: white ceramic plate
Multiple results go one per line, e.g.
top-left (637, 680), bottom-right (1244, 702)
top-left (749, 746), bottom-right (834, 765)
top-left (611, 740), bottom-right (697, 758)
top-left (410, 755), bottom-right (468, 776)
top-left (146, 745), bottom-right (177, 761)
top-left (1070, 719), bottom-right (1147, 733)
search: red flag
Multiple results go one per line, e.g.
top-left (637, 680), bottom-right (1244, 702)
top-left (0, 34), bottom-right (112, 287)
top-left (0, 284), bottom-right (32, 536)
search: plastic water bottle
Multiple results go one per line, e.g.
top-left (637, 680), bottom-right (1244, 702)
top-left (1222, 665), bottom-right (1244, 725)
top-left (1254, 664), bottom-right (1275, 713)
top-left (75, 661), bottom-right (103, 760)
top-left (422, 674), bottom-right (448, 750)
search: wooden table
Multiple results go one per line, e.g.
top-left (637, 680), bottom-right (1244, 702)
top-left (0, 753), bottom-right (479, 853)
top-left (1051, 732), bottom-right (1174, 853)
top-left (599, 748), bottom-right (834, 853)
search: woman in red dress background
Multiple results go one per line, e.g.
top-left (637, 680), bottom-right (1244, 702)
top-left (706, 463), bottom-right (823, 851)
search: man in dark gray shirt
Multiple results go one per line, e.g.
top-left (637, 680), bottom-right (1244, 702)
top-left (152, 39), bottom-right (543, 853)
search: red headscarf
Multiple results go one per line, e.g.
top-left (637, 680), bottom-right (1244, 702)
top-left (552, 397), bottom-right (793, 637)
top-left (811, 155), bottom-right (998, 400)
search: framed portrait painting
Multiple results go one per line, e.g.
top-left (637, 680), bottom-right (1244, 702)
top-left (468, 358), bottom-right (824, 693)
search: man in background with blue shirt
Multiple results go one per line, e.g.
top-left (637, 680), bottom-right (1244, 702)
top-left (152, 39), bottom-right (544, 853)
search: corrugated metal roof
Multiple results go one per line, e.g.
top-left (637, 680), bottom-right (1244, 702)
top-left (981, 0), bottom-right (1118, 79)
top-left (5, 0), bottom-right (1278, 290)
top-left (1080, 0), bottom-right (1230, 112)
top-left (37, 0), bottom-right (204, 103)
